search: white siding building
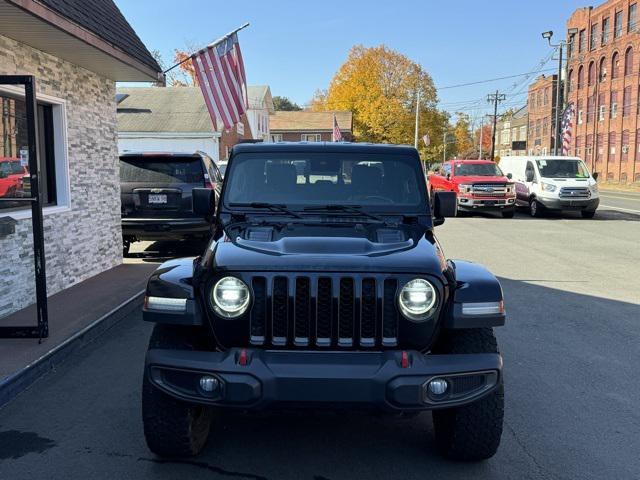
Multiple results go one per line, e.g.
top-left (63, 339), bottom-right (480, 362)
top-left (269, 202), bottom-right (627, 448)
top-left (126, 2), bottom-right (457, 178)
top-left (246, 85), bottom-right (274, 142)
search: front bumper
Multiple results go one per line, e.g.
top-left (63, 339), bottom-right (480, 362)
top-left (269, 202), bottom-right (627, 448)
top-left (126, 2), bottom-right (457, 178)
top-left (457, 197), bottom-right (515, 210)
top-left (146, 348), bottom-right (502, 411)
top-left (537, 197), bottom-right (599, 211)
top-left (122, 217), bottom-right (209, 240)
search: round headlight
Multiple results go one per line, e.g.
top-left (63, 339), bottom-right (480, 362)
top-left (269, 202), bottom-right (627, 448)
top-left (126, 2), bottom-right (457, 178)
top-left (211, 277), bottom-right (250, 318)
top-left (398, 279), bottom-right (437, 321)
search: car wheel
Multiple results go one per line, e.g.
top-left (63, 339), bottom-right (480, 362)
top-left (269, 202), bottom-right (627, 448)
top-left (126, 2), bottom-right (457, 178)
top-left (501, 208), bottom-right (515, 219)
top-left (142, 325), bottom-right (215, 457)
top-left (529, 198), bottom-right (544, 217)
top-left (581, 210), bottom-right (596, 219)
top-left (431, 328), bottom-right (504, 461)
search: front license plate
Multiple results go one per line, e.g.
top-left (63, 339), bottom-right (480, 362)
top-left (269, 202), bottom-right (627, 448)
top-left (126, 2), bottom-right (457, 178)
top-left (148, 194), bottom-right (167, 204)
top-left (484, 201), bottom-right (496, 206)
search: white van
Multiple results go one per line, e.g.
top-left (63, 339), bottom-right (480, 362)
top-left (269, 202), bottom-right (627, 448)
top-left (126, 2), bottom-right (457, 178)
top-left (498, 156), bottom-right (599, 218)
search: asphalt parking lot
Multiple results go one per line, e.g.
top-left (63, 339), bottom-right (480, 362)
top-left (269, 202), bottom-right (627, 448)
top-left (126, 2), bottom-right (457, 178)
top-left (1, 205), bottom-right (639, 480)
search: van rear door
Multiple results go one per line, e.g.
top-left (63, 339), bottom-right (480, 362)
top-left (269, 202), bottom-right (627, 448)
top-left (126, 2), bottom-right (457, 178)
top-left (120, 154), bottom-right (205, 218)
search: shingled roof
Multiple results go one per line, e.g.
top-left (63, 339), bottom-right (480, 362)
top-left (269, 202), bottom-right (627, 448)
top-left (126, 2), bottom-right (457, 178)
top-left (36, 0), bottom-right (160, 72)
top-left (270, 111), bottom-right (353, 132)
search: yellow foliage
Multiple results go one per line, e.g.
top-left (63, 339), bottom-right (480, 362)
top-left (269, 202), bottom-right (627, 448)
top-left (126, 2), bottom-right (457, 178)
top-left (313, 45), bottom-right (442, 146)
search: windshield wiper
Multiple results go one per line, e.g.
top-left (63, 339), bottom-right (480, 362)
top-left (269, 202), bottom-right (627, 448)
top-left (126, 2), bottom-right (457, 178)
top-left (303, 204), bottom-right (386, 222)
top-left (229, 202), bottom-right (302, 218)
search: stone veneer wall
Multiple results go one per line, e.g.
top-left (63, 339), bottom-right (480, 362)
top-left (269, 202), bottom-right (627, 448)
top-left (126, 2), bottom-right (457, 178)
top-left (0, 34), bottom-right (122, 318)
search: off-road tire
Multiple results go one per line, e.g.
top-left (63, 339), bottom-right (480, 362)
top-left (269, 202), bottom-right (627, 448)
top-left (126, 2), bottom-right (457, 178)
top-left (581, 210), bottom-right (596, 219)
top-left (142, 325), bottom-right (215, 457)
top-left (431, 328), bottom-right (504, 461)
top-left (529, 198), bottom-right (544, 218)
top-left (501, 208), bottom-right (515, 219)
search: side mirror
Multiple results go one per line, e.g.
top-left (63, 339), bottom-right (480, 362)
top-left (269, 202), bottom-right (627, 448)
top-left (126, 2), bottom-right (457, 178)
top-left (506, 172), bottom-right (513, 179)
top-left (525, 170), bottom-right (534, 182)
top-left (192, 188), bottom-right (215, 217)
top-left (432, 191), bottom-right (457, 226)
top-left (446, 173), bottom-right (451, 180)
top-left (592, 172), bottom-right (599, 181)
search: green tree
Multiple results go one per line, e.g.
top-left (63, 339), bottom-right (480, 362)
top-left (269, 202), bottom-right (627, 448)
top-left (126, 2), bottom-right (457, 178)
top-left (273, 96), bottom-right (303, 111)
top-left (453, 112), bottom-right (474, 158)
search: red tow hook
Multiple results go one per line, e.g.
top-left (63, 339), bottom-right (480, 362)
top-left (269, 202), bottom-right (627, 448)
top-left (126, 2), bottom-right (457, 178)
top-left (401, 351), bottom-right (410, 368)
top-left (238, 348), bottom-right (248, 366)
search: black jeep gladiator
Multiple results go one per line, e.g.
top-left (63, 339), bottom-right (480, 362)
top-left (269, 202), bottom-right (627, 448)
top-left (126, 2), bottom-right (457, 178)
top-left (141, 142), bottom-right (505, 461)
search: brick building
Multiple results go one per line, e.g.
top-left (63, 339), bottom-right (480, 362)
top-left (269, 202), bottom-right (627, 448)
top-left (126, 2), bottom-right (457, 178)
top-left (0, 0), bottom-right (161, 318)
top-left (567, 0), bottom-right (640, 183)
top-left (527, 75), bottom-right (558, 156)
top-left (270, 111), bottom-right (353, 142)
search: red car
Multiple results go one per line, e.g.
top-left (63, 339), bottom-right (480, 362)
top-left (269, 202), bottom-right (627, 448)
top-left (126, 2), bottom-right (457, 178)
top-left (429, 160), bottom-right (516, 218)
top-left (0, 157), bottom-right (28, 198)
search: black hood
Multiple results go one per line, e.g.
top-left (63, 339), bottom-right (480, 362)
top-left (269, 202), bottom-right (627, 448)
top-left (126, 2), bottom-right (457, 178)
top-left (208, 224), bottom-right (447, 275)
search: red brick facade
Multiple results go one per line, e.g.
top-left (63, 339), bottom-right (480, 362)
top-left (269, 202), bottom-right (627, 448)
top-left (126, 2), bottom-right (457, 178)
top-left (527, 75), bottom-right (558, 155)
top-left (219, 114), bottom-right (252, 161)
top-left (567, 0), bottom-right (640, 183)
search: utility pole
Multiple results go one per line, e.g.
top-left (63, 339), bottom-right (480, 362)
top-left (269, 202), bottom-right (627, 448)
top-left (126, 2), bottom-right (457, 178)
top-left (487, 90), bottom-right (506, 161)
top-left (414, 90), bottom-right (420, 149)
top-left (478, 116), bottom-right (484, 160)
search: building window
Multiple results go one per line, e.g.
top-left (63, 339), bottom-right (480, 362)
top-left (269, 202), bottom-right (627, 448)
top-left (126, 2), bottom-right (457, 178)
top-left (301, 133), bottom-right (321, 142)
top-left (270, 133), bottom-right (283, 142)
top-left (588, 61), bottom-right (595, 86)
top-left (615, 10), bottom-right (623, 38)
top-left (520, 125), bottom-right (527, 140)
top-left (625, 48), bottom-right (634, 76)
top-left (623, 86), bottom-right (632, 116)
top-left (0, 90), bottom-right (66, 212)
top-left (586, 134), bottom-right (594, 158)
top-left (597, 133), bottom-right (604, 162)
top-left (537, 91), bottom-right (542, 108)
top-left (602, 17), bottom-right (610, 45)
top-left (577, 65), bottom-right (584, 89)
top-left (599, 93), bottom-right (607, 121)
top-left (609, 132), bottom-right (617, 160)
top-left (575, 136), bottom-right (582, 156)
top-left (599, 57), bottom-right (607, 82)
top-left (630, 3), bottom-right (637, 33)
top-left (590, 23), bottom-right (598, 50)
top-left (587, 95), bottom-right (595, 123)
top-left (610, 91), bottom-right (618, 118)
top-left (542, 117), bottom-right (548, 136)
top-left (544, 87), bottom-right (549, 105)
top-left (501, 129), bottom-right (510, 144)
top-left (611, 52), bottom-right (620, 79)
top-left (568, 70), bottom-right (574, 92)
top-left (535, 119), bottom-right (541, 137)
top-left (577, 99), bottom-right (584, 124)
top-left (622, 130), bottom-right (630, 161)
top-left (579, 29), bottom-right (586, 52)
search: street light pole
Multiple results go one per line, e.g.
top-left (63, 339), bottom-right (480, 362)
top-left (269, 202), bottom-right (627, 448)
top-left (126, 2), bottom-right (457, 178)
top-left (542, 29), bottom-right (578, 156)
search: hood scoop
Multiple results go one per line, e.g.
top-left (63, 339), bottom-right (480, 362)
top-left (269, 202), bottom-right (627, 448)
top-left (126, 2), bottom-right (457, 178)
top-left (376, 229), bottom-right (405, 243)
top-left (235, 236), bottom-right (413, 257)
top-left (245, 227), bottom-right (274, 242)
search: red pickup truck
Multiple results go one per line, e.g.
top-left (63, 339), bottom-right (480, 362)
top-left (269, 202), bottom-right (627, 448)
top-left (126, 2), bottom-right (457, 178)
top-left (429, 160), bottom-right (516, 218)
top-left (0, 157), bottom-right (28, 198)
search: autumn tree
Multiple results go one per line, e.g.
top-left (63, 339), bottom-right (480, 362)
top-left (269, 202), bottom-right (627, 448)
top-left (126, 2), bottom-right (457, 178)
top-left (174, 49), bottom-right (198, 86)
top-left (313, 45), bottom-right (444, 152)
top-left (473, 124), bottom-right (493, 159)
top-left (453, 112), bottom-right (474, 158)
top-left (273, 96), bottom-right (303, 111)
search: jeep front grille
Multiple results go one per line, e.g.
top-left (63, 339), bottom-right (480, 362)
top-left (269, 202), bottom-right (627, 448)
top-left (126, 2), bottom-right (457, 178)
top-left (249, 275), bottom-right (399, 349)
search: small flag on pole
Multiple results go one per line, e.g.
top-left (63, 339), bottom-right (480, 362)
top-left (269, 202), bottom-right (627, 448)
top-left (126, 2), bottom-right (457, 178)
top-left (332, 114), bottom-right (343, 142)
top-left (192, 33), bottom-right (247, 131)
top-left (561, 102), bottom-right (575, 156)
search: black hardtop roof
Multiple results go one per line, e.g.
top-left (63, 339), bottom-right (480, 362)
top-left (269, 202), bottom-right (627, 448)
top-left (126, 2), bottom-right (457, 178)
top-left (231, 142), bottom-right (419, 156)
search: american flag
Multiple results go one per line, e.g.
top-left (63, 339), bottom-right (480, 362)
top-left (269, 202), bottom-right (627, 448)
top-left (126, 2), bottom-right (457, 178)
top-left (332, 114), bottom-right (343, 142)
top-left (192, 33), bottom-right (247, 131)
top-left (561, 102), bottom-right (575, 156)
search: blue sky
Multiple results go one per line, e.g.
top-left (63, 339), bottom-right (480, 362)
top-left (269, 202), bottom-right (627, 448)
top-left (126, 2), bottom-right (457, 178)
top-left (116, 0), bottom-right (588, 124)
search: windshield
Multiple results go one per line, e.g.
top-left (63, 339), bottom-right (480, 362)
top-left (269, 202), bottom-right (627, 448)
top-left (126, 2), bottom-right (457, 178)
top-left (0, 160), bottom-right (24, 176)
top-left (223, 152), bottom-right (427, 212)
top-left (454, 162), bottom-right (503, 176)
top-left (119, 156), bottom-right (203, 183)
top-left (218, 163), bottom-right (227, 177)
top-left (535, 159), bottom-right (590, 179)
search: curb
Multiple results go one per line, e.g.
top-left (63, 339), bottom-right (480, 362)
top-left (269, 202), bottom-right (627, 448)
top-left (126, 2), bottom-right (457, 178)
top-left (0, 290), bottom-right (145, 409)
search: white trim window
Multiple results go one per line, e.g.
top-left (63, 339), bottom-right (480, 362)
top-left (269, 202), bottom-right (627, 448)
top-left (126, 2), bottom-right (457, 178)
top-left (270, 133), bottom-right (283, 142)
top-left (0, 86), bottom-right (69, 218)
top-left (301, 133), bottom-right (321, 142)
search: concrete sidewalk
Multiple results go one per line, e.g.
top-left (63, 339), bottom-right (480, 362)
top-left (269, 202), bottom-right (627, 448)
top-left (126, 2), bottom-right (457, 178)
top-left (0, 262), bottom-right (157, 407)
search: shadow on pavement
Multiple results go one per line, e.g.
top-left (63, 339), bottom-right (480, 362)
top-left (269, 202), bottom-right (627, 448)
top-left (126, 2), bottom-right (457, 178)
top-left (461, 208), bottom-right (640, 221)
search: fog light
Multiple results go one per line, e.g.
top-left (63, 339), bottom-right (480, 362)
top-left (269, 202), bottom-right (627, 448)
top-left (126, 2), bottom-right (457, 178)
top-left (428, 378), bottom-right (449, 396)
top-left (199, 375), bottom-right (219, 393)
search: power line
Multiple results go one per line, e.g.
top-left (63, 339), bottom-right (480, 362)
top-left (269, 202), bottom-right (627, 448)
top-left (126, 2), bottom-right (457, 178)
top-left (437, 68), bottom-right (556, 90)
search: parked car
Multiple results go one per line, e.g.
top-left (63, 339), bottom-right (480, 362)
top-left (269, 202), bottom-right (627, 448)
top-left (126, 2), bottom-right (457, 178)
top-left (429, 159), bottom-right (516, 218)
top-left (217, 160), bottom-right (228, 179)
top-left (119, 151), bottom-right (223, 255)
top-left (0, 157), bottom-right (28, 198)
top-left (499, 156), bottom-right (599, 218)
top-left (141, 142), bottom-right (506, 461)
